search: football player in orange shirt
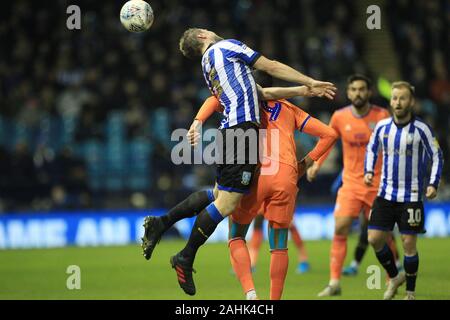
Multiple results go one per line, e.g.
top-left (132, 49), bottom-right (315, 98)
top-left (307, 75), bottom-right (390, 297)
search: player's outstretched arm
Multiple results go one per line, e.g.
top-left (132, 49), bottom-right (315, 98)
top-left (307, 113), bottom-right (340, 182)
top-left (302, 118), bottom-right (338, 162)
top-left (187, 96), bottom-right (223, 146)
top-left (297, 116), bottom-right (338, 180)
top-left (257, 84), bottom-right (336, 101)
top-left (253, 56), bottom-right (337, 94)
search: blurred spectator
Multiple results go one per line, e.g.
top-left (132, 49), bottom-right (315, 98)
top-left (49, 147), bottom-right (91, 210)
top-left (125, 98), bottom-right (148, 138)
top-left (0, 0), bottom-right (448, 212)
top-left (8, 142), bottom-right (38, 210)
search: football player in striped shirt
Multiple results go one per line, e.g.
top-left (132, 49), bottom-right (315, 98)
top-left (365, 81), bottom-right (444, 300)
top-left (154, 28), bottom-right (336, 295)
top-left (191, 71), bottom-right (337, 300)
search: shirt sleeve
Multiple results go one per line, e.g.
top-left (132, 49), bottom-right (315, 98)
top-left (195, 96), bottom-right (224, 122)
top-left (316, 112), bottom-right (340, 167)
top-left (417, 123), bottom-right (444, 189)
top-left (301, 117), bottom-right (338, 161)
top-left (364, 121), bottom-right (383, 174)
top-left (293, 106), bottom-right (311, 131)
top-left (228, 39), bottom-right (261, 66)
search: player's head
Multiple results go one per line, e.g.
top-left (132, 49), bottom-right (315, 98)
top-left (179, 28), bottom-right (223, 59)
top-left (346, 74), bottom-right (372, 109)
top-left (253, 70), bottom-right (273, 87)
top-left (390, 81), bottom-right (415, 120)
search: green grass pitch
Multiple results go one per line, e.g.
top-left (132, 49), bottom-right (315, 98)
top-left (1, 237), bottom-right (449, 300)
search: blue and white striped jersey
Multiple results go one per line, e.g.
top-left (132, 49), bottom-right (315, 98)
top-left (365, 117), bottom-right (443, 202)
top-left (201, 39), bottom-right (261, 129)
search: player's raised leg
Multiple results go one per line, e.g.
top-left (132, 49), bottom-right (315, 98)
top-left (141, 188), bottom-right (216, 260)
top-left (171, 189), bottom-right (243, 295)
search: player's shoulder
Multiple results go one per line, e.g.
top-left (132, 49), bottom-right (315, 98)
top-left (218, 39), bottom-right (245, 50)
top-left (332, 105), bottom-right (351, 117)
top-left (412, 116), bottom-right (433, 133)
top-left (278, 98), bottom-right (295, 108)
top-left (368, 105), bottom-right (390, 122)
top-left (330, 106), bottom-right (352, 123)
top-left (335, 105), bottom-right (352, 113)
top-left (279, 99), bottom-right (309, 115)
top-left (370, 105), bottom-right (389, 115)
top-left (225, 39), bottom-right (243, 46)
top-left (374, 117), bottom-right (393, 130)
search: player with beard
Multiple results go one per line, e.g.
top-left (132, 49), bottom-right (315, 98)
top-left (307, 75), bottom-right (390, 296)
top-left (365, 81), bottom-right (443, 300)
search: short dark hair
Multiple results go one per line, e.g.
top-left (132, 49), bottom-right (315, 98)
top-left (179, 28), bottom-right (204, 59)
top-left (253, 70), bottom-right (273, 87)
top-left (347, 74), bottom-right (372, 89)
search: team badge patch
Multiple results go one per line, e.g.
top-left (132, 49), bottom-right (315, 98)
top-left (406, 133), bottom-right (414, 144)
top-left (241, 171), bottom-right (252, 186)
top-left (434, 138), bottom-right (440, 150)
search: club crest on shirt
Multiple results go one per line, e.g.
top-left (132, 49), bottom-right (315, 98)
top-left (345, 124), bottom-right (352, 131)
top-left (241, 171), bottom-right (252, 186)
top-left (368, 122), bottom-right (376, 130)
top-left (433, 138), bottom-right (441, 149)
top-left (406, 133), bottom-right (414, 144)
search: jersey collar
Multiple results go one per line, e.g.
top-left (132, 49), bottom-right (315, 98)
top-left (393, 114), bottom-right (415, 128)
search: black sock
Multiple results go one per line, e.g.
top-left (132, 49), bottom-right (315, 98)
top-left (355, 226), bottom-right (368, 263)
top-left (180, 203), bottom-right (224, 264)
top-left (375, 244), bottom-right (399, 278)
top-left (161, 190), bottom-right (214, 231)
top-left (404, 254), bottom-right (419, 292)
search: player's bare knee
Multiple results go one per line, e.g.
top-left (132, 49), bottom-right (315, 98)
top-left (401, 235), bottom-right (417, 255)
top-left (215, 193), bottom-right (242, 216)
top-left (215, 201), bottom-right (237, 216)
top-left (334, 222), bottom-right (351, 236)
top-left (334, 226), bottom-right (350, 236)
top-left (228, 237), bottom-right (245, 246)
top-left (368, 233), bottom-right (384, 250)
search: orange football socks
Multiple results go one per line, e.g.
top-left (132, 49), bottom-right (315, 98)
top-left (330, 234), bottom-right (347, 281)
top-left (270, 249), bottom-right (289, 300)
top-left (229, 238), bottom-right (255, 295)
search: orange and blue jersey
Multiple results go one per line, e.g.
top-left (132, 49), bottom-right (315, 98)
top-left (317, 105), bottom-right (390, 190)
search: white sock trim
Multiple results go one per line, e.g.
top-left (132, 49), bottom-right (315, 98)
top-left (246, 289), bottom-right (258, 300)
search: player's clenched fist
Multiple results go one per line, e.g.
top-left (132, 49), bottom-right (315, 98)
top-left (364, 173), bottom-right (373, 186)
top-left (306, 162), bottom-right (320, 182)
top-left (297, 156), bottom-right (314, 180)
top-left (187, 119), bottom-right (202, 146)
top-left (426, 186), bottom-right (437, 200)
